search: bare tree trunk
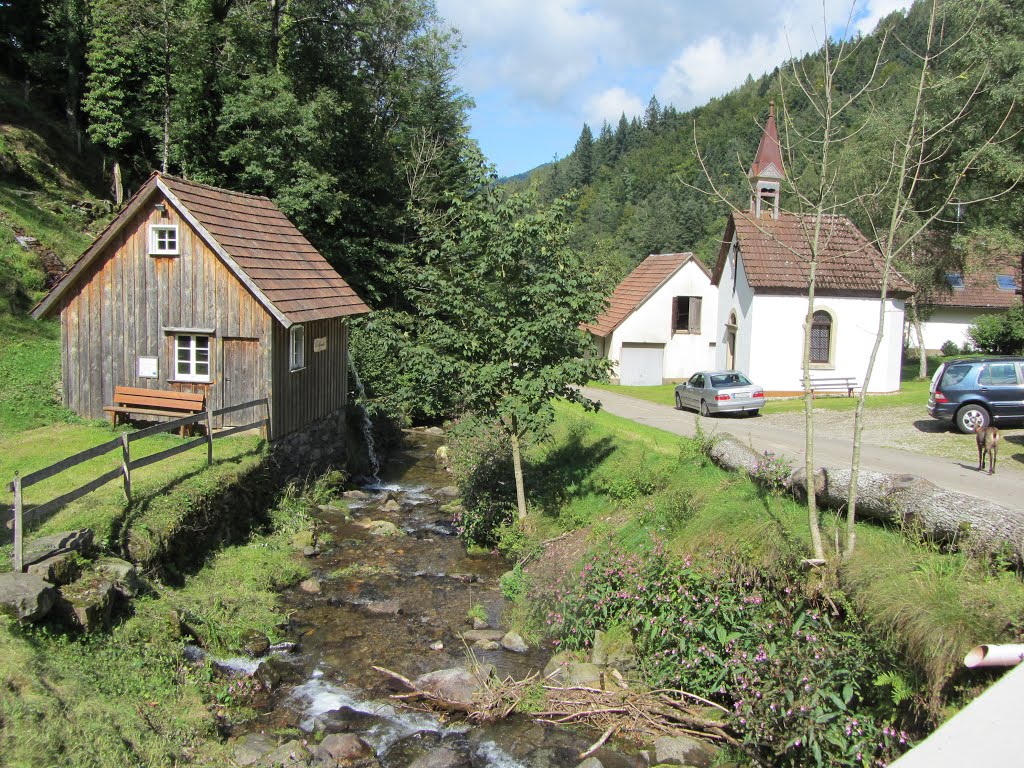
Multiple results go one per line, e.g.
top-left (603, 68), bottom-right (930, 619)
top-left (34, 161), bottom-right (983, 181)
top-left (847, 0), bottom-right (940, 560)
top-left (802, 262), bottom-right (825, 560)
top-left (509, 416), bottom-right (527, 521)
top-left (161, 0), bottom-right (171, 173)
top-left (113, 161), bottom-right (123, 206)
top-left (269, 0), bottom-right (287, 68)
top-left (909, 295), bottom-right (928, 378)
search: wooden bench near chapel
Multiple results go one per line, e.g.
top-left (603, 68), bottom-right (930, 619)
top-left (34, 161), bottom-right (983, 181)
top-left (103, 386), bottom-right (206, 436)
top-left (807, 376), bottom-right (859, 398)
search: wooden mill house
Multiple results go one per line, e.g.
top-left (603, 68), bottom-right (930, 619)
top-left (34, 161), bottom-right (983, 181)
top-left (32, 172), bottom-right (370, 437)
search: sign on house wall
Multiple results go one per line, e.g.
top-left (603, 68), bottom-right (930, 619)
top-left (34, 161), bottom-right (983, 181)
top-left (313, 337), bottom-right (327, 353)
top-left (137, 356), bottom-right (158, 379)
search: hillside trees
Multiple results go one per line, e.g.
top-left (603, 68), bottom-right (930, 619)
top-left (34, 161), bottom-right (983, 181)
top-left (8, 0), bottom-right (474, 303)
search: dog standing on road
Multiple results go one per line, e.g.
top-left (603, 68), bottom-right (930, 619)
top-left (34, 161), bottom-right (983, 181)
top-left (975, 425), bottom-right (1000, 475)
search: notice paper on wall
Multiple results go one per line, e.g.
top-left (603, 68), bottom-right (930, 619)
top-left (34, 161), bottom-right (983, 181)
top-left (137, 356), bottom-right (158, 378)
top-left (313, 337), bottom-right (327, 353)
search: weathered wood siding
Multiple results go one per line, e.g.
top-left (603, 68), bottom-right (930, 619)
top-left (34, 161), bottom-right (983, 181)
top-left (271, 319), bottom-right (348, 438)
top-left (59, 197), bottom-right (273, 420)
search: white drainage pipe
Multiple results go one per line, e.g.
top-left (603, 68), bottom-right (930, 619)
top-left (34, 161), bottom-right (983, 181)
top-left (964, 644), bottom-right (1024, 668)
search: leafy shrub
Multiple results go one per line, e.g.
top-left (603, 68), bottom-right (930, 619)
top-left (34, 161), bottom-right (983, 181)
top-left (542, 544), bottom-right (913, 767)
top-left (500, 563), bottom-right (529, 602)
top-left (968, 303), bottom-right (1024, 355)
top-left (752, 451), bottom-right (793, 493)
top-left (593, 451), bottom-right (670, 501)
top-left (447, 415), bottom-right (516, 546)
top-left (940, 340), bottom-right (960, 357)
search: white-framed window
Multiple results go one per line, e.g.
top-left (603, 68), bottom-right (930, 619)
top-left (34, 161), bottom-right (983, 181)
top-left (175, 334), bottom-right (211, 382)
top-left (149, 224), bottom-right (179, 256)
top-left (290, 324), bottom-right (305, 371)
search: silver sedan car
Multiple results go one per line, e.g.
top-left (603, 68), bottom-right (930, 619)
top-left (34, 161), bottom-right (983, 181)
top-left (674, 370), bottom-right (765, 416)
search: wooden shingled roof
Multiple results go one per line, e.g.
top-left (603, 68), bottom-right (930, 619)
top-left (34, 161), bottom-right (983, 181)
top-left (34, 172), bottom-right (369, 325)
top-left (589, 253), bottom-right (707, 336)
top-left (712, 211), bottom-right (915, 297)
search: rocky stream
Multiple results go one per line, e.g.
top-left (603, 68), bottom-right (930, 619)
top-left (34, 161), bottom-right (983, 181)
top-left (223, 431), bottom-right (649, 768)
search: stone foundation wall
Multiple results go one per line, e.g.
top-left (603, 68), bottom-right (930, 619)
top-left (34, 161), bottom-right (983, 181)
top-left (271, 407), bottom-right (359, 478)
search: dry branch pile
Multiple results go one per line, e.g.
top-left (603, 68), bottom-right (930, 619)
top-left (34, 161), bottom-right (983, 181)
top-left (373, 666), bottom-right (749, 760)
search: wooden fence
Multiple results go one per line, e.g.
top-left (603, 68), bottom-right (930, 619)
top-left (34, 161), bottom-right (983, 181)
top-left (6, 397), bottom-right (270, 573)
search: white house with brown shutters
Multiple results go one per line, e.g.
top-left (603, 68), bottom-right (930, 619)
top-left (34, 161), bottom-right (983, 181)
top-left (710, 104), bottom-right (914, 394)
top-left (589, 252), bottom-right (718, 385)
top-left (32, 171), bottom-right (370, 437)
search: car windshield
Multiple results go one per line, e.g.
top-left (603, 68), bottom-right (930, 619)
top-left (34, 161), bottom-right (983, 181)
top-left (710, 373), bottom-right (752, 388)
top-left (939, 364), bottom-right (972, 389)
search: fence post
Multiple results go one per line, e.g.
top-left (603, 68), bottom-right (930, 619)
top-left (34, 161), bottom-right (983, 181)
top-left (264, 394), bottom-right (272, 441)
top-left (205, 410), bottom-right (214, 466)
top-left (13, 472), bottom-right (23, 573)
top-left (121, 432), bottom-right (131, 501)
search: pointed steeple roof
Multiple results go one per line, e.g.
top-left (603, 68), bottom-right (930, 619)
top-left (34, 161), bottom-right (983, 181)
top-left (748, 101), bottom-right (785, 180)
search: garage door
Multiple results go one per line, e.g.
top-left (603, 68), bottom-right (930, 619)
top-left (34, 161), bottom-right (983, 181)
top-left (619, 343), bottom-right (664, 386)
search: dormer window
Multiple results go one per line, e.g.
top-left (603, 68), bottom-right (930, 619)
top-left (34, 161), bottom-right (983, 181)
top-left (946, 273), bottom-right (965, 290)
top-left (149, 224), bottom-right (179, 256)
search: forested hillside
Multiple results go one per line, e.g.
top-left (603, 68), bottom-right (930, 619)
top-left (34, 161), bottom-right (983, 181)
top-left (521, 0), bottom-right (1023, 289)
top-left (1, 0), bottom-right (475, 307)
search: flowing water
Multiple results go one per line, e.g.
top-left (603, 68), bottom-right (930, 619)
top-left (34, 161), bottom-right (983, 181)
top-left (232, 430), bottom-right (644, 767)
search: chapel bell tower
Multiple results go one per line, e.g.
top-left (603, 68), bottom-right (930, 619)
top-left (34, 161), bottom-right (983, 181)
top-left (748, 101), bottom-right (785, 219)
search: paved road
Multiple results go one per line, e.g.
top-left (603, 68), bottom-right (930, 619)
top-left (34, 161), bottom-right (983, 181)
top-left (582, 387), bottom-right (1021, 509)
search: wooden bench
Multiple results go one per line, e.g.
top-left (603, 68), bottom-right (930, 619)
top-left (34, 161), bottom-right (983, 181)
top-left (103, 386), bottom-right (206, 436)
top-left (807, 376), bottom-right (859, 398)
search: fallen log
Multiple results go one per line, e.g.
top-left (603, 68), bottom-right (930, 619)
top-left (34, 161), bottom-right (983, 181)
top-left (699, 434), bottom-right (1024, 562)
top-left (819, 468), bottom-right (1024, 561)
top-left (706, 434), bottom-right (762, 476)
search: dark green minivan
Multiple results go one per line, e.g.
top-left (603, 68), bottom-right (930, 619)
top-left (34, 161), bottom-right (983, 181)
top-left (928, 357), bottom-right (1024, 433)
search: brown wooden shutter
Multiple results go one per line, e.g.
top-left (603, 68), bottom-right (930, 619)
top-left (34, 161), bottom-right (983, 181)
top-left (689, 297), bottom-right (701, 334)
top-left (671, 296), bottom-right (679, 331)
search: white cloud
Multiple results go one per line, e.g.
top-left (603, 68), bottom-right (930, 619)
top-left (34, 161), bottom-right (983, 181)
top-left (584, 87), bottom-right (646, 127)
top-left (854, 0), bottom-right (911, 35)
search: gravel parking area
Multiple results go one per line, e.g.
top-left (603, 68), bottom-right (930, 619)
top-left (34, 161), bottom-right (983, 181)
top-left (756, 405), bottom-right (1024, 474)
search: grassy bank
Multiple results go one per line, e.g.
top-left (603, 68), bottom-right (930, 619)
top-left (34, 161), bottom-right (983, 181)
top-left (0, 473), bottom-right (326, 768)
top-left (460, 403), bottom-right (1024, 761)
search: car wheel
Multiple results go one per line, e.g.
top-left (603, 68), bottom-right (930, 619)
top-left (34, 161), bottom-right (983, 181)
top-left (748, 410), bottom-right (760, 417)
top-left (955, 404), bottom-right (990, 434)
top-left (700, 399), bottom-right (711, 417)
top-left (675, 392), bottom-right (683, 410)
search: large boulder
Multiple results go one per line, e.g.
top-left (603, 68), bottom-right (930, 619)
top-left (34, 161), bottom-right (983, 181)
top-left (407, 748), bottom-right (470, 768)
top-left (460, 629), bottom-right (504, 642)
top-left (0, 572), bottom-right (57, 622)
top-left (316, 732), bottom-right (372, 764)
top-left (26, 551), bottom-right (81, 585)
top-left (591, 629), bottom-right (636, 671)
top-left (232, 732), bottom-right (277, 766)
top-left (260, 738), bottom-right (312, 767)
top-left (20, 529), bottom-right (94, 568)
top-left (500, 631), bottom-right (529, 653)
top-left (93, 556), bottom-right (140, 597)
top-left (653, 734), bottom-right (719, 768)
top-left (413, 664), bottom-right (494, 706)
top-left (54, 575), bottom-right (114, 632)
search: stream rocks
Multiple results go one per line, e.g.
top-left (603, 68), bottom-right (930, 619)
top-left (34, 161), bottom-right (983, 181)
top-left (412, 664), bottom-right (495, 706)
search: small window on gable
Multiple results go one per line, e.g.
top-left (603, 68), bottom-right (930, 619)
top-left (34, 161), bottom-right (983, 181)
top-left (290, 324), bottom-right (305, 371)
top-left (175, 335), bottom-right (211, 382)
top-left (946, 273), bottom-right (965, 290)
top-left (996, 274), bottom-right (1018, 291)
top-left (150, 224), bottom-right (179, 256)
top-left (672, 296), bottom-right (702, 334)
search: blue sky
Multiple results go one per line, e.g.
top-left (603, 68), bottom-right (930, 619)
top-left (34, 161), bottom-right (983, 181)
top-left (434, 0), bottom-right (912, 177)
